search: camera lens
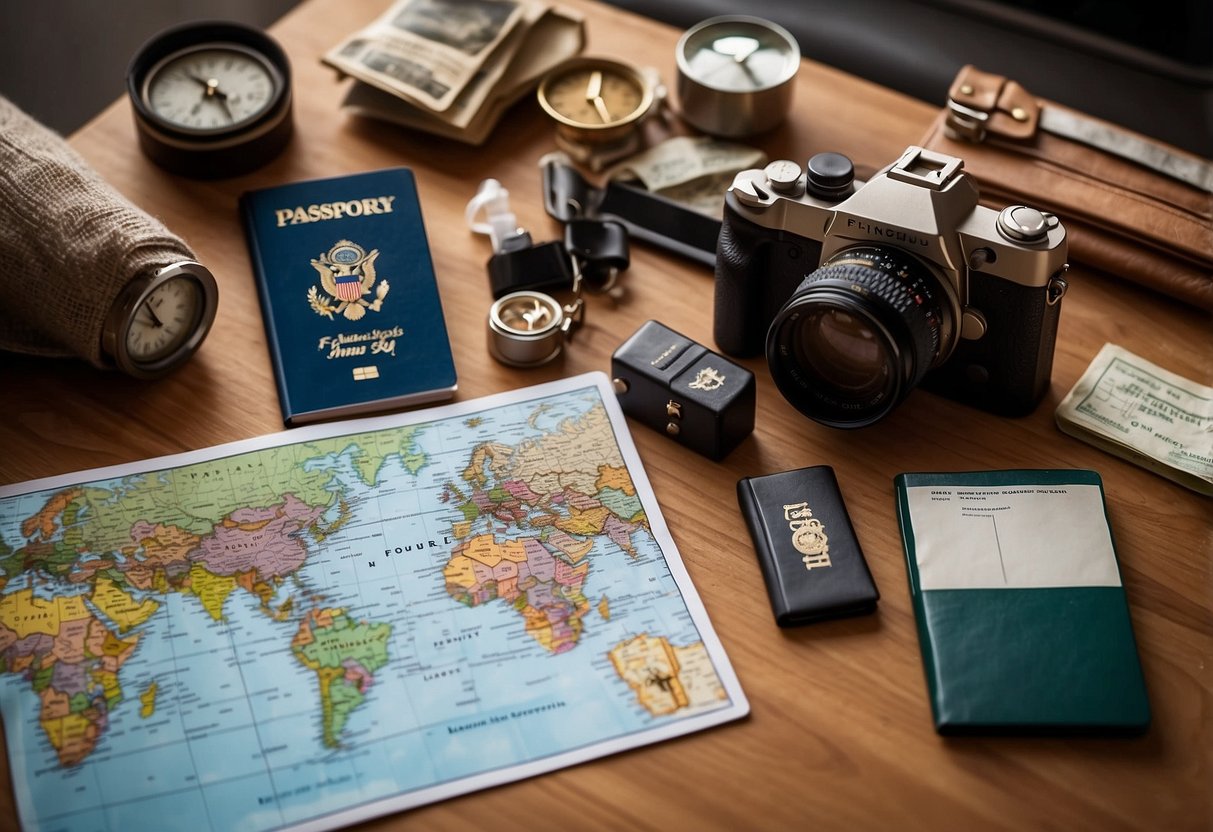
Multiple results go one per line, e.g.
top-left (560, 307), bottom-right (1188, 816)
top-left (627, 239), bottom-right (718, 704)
top-left (766, 247), bottom-right (945, 428)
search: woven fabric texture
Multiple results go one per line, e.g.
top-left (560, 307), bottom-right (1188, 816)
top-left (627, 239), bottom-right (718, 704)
top-left (0, 95), bottom-right (195, 365)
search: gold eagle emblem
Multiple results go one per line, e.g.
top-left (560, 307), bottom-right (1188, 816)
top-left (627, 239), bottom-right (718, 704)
top-left (307, 240), bottom-right (390, 321)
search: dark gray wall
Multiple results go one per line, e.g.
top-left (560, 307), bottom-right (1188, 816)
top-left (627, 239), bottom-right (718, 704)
top-left (0, 1), bottom-right (300, 135)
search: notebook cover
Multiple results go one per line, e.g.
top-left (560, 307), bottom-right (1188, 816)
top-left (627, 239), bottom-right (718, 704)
top-left (241, 167), bottom-right (456, 425)
top-left (894, 469), bottom-right (1150, 735)
top-left (737, 465), bottom-right (879, 626)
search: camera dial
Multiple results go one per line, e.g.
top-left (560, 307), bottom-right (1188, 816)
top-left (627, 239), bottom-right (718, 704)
top-left (766, 246), bottom-right (947, 428)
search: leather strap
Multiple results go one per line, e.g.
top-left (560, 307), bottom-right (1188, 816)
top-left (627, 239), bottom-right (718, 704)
top-left (542, 153), bottom-right (719, 267)
top-left (945, 65), bottom-right (1213, 193)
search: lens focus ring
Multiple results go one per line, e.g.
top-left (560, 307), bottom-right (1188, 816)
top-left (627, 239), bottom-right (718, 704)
top-left (765, 247), bottom-right (945, 428)
top-left (808, 257), bottom-right (941, 364)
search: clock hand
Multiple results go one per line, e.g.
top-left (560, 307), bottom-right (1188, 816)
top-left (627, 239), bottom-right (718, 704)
top-left (139, 301), bottom-right (165, 329)
top-left (731, 41), bottom-right (759, 63)
top-left (585, 70), bottom-right (602, 102)
top-left (189, 74), bottom-right (230, 101)
top-left (591, 95), bottom-right (612, 124)
top-left (188, 74), bottom-right (237, 120)
top-left (712, 36), bottom-right (760, 63)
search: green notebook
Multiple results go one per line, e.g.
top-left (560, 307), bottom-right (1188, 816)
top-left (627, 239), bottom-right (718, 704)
top-left (894, 469), bottom-right (1150, 735)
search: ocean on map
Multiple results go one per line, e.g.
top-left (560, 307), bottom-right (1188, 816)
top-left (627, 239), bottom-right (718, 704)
top-left (0, 380), bottom-right (742, 832)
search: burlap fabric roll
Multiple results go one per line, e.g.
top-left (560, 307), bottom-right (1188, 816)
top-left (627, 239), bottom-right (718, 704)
top-left (0, 95), bottom-right (197, 367)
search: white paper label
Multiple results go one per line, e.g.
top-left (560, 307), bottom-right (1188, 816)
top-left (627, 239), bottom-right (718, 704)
top-left (904, 483), bottom-right (1122, 590)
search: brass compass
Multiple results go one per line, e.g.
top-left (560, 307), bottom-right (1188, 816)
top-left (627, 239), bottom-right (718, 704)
top-left (537, 57), bottom-right (656, 148)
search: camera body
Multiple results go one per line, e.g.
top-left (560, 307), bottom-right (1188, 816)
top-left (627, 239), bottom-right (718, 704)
top-left (714, 146), bottom-right (1070, 427)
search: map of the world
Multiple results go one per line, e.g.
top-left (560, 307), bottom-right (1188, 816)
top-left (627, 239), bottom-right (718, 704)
top-left (0, 374), bottom-right (747, 831)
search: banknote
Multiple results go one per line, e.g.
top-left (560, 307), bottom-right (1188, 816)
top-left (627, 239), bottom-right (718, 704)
top-left (340, 6), bottom-right (585, 145)
top-left (607, 136), bottom-right (766, 216)
top-left (325, 0), bottom-right (529, 113)
top-left (1055, 343), bottom-right (1213, 496)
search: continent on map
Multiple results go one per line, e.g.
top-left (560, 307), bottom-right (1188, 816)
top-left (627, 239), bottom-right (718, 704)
top-left (443, 403), bottom-right (648, 653)
top-left (444, 533), bottom-right (590, 653)
top-left (0, 422), bottom-right (431, 771)
top-left (192, 494), bottom-right (325, 579)
top-left (291, 607), bottom-right (392, 747)
top-left (608, 634), bottom-right (727, 717)
top-left (0, 587), bottom-right (140, 766)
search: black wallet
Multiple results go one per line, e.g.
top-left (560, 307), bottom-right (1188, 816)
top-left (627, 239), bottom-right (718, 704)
top-left (737, 465), bottom-right (879, 626)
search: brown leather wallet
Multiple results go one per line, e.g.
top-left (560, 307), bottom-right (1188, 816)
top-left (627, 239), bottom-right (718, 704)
top-left (920, 65), bottom-right (1213, 312)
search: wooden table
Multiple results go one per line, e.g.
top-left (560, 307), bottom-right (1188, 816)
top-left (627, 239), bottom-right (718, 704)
top-left (2, 0), bottom-right (1210, 829)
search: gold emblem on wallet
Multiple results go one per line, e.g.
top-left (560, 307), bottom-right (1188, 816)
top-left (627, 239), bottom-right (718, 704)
top-left (784, 502), bottom-right (832, 571)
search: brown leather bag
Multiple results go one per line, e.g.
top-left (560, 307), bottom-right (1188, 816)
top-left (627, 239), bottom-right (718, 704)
top-left (920, 65), bottom-right (1213, 312)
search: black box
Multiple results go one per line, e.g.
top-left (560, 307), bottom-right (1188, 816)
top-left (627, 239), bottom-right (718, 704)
top-left (611, 320), bottom-right (754, 460)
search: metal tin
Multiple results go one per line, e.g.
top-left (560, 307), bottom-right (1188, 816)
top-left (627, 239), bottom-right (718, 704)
top-left (487, 291), bottom-right (566, 367)
top-left (675, 16), bottom-right (799, 138)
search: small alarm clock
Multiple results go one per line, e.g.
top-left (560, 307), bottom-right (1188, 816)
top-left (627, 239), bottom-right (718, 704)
top-left (101, 261), bottom-right (220, 379)
top-left (127, 21), bottom-right (294, 178)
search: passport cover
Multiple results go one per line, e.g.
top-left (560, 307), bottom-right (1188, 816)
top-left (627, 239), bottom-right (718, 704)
top-left (737, 465), bottom-right (879, 626)
top-left (241, 168), bottom-right (456, 425)
top-left (894, 469), bottom-right (1150, 735)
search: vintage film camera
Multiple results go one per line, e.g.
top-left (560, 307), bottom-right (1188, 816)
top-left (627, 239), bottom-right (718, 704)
top-left (714, 146), bottom-right (1070, 428)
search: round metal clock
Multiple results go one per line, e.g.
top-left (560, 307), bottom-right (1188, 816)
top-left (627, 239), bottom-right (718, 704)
top-left (537, 57), bottom-right (656, 147)
top-left (127, 21), bottom-right (293, 178)
top-left (676, 16), bottom-right (800, 137)
top-left (101, 261), bottom-right (219, 379)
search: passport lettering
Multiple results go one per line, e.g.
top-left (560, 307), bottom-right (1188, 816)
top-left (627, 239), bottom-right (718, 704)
top-left (318, 327), bottom-right (404, 360)
top-left (275, 194), bottom-right (398, 227)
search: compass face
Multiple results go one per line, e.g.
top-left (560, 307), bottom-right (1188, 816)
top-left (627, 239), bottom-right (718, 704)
top-left (142, 43), bottom-right (279, 134)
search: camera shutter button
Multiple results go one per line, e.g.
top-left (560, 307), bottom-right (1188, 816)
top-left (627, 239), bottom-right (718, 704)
top-left (997, 205), bottom-right (1058, 242)
top-left (805, 152), bottom-right (855, 199)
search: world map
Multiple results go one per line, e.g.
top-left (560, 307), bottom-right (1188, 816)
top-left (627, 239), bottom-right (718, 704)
top-left (0, 375), bottom-right (746, 831)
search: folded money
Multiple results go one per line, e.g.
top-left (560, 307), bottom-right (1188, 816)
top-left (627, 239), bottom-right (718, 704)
top-left (326, 0), bottom-right (584, 145)
top-left (1055, 343), bottom-right (1212, 496)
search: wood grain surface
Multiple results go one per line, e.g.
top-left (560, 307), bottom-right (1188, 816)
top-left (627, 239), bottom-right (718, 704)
top-left (1, 1), bottom-right (1210, 829)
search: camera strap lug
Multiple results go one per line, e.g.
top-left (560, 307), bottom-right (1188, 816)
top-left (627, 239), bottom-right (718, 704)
top-left (1047, 266), bottom-right (1070, 306)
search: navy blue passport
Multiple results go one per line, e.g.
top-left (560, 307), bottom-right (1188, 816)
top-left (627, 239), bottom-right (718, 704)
top-left (241, 168), bottom-right (456, 425)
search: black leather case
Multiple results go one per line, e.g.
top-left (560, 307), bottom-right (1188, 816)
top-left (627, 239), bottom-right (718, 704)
top-left (737, 465), bottom-right (879, 626)
top-left (612, 320), bottom-right (754, 459)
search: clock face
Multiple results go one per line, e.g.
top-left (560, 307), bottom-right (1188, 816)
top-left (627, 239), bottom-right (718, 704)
top-left (124, 276), bottom-right (204, 363)
top-left (545, 65), bottom-right (650, 127)
top-left (142, 43), bottom-right (279, 133)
